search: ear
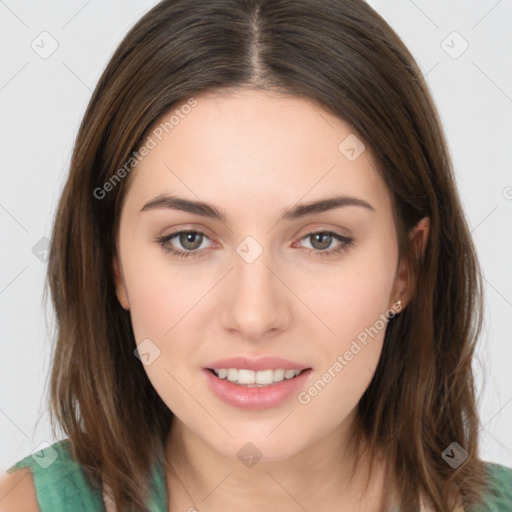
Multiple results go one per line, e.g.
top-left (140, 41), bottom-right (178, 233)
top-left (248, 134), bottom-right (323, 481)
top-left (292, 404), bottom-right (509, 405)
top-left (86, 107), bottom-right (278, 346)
top-left (391, 216), bottom-right (430, 310)
top-left (113, 255), bottom-right (130, 310)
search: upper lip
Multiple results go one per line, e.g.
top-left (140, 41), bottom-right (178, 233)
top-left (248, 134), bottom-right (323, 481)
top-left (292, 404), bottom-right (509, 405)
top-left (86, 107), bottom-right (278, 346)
top-left (205, 356), bottom-right (311, 371)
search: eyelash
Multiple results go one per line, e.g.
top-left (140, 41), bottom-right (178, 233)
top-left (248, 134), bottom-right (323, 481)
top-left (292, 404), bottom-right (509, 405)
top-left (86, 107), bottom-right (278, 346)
top-left (155, 230), bottom-right (354, 259)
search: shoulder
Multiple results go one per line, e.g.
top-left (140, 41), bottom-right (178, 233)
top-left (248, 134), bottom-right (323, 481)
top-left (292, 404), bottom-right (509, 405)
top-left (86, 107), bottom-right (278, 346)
top-left (485, 461), bottom-right (512, 482)
top-left (478, 462), bottom-right (512, 511)
top-left (0, 467), bottom-right (39, 512)
top-left (1, 439), bottom-right (105, 512)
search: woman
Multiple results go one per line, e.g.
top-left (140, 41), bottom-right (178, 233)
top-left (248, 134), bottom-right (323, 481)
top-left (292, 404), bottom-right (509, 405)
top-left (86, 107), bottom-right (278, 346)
top-left (2, 0), bottom-right (511, 511)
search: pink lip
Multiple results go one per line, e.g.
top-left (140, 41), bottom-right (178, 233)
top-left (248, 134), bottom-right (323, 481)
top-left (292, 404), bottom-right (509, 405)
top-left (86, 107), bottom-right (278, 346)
top-left (205, 356), bottom-right (311, 371)
top-left (203, 368), bottom-right (312, 410)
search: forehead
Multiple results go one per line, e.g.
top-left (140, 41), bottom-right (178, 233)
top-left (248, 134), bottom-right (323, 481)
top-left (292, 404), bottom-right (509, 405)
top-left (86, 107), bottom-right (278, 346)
top-left (121, 89), bottom-right (391, 216)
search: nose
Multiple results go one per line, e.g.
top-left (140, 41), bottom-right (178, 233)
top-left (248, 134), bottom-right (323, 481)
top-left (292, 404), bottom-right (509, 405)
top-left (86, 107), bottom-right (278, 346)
top-left (220, 247), bottom-right (291, 342)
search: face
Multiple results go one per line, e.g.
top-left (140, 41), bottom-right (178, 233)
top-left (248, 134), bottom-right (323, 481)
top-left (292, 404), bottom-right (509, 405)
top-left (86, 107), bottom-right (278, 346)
top-left (113, 89), bottom-right (423, 463)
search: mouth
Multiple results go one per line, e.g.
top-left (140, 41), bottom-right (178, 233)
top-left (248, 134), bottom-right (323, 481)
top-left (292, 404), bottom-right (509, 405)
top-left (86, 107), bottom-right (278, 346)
top-left (203, 366), bottom-right (313, 410)
top-left (206, 367), bottom-right (311, 387)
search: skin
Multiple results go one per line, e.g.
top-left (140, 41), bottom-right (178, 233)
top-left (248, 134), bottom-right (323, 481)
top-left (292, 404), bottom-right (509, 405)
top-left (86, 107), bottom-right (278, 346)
top-left (112, 88), bottom-right (430, 511)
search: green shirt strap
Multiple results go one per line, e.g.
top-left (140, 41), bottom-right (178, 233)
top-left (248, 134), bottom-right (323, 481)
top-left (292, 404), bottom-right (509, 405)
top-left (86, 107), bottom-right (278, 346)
top-left (7, 439), bottom-right (106, 511)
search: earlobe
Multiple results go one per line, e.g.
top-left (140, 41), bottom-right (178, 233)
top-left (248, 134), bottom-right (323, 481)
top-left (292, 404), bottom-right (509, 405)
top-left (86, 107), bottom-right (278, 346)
top-left (112, 256), bottom-right (130, 310)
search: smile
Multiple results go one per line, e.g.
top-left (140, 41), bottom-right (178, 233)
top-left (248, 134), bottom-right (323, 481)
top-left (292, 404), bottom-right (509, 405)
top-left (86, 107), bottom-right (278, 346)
top-left (210, 368), bottom-right (306, 387)
top-left (204, 368), bottom-right (312, 410)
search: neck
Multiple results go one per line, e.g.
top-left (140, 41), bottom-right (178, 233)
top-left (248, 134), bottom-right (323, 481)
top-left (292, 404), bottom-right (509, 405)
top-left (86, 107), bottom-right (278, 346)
top-left (163, 411), bottom-right (392, 512)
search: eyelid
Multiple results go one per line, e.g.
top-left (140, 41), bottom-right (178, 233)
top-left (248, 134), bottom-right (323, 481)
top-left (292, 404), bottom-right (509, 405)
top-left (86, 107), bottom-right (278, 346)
top-left (155, 225), bottom-right (354, 258)
top-left (293, 229), bottom-right (353, 252)
top-left (158, 224), bottom-right (217, 243)
top-left (159, 228), bottom-right (215, 249)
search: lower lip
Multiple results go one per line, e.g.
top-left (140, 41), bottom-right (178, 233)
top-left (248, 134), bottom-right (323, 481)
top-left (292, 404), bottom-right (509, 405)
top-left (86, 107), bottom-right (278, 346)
top-left (203, 368), bottom-right (312, 410)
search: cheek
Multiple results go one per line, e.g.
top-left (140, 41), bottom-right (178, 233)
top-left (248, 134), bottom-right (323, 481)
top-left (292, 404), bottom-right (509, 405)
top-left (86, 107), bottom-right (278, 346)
top-left (120, 246), bottom-right (213, 407)
top-left (125, 275), bottom-right (175, 342)
top-left (306, 239), bottom-right (398, 344)
top-left (297, 279), bottom-right (394, 426)
top-left (298, 236), bottom-right (398, 400)
top-left (120, 242), bottom-right (206, 342)
top-left (120, 248), bottom-right (205, 414)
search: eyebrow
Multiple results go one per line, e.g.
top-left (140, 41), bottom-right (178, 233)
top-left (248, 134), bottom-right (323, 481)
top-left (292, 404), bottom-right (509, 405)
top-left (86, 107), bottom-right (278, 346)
top-left (140, 194), bottom-right (375, 222)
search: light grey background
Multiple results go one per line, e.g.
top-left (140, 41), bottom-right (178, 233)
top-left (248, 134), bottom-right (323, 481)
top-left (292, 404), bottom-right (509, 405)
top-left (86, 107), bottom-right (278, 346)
top-left (1, 0), bottom-right (511, 471)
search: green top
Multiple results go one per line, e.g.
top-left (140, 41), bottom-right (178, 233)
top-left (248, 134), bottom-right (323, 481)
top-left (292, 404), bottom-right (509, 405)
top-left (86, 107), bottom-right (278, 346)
top-left (6, 439), bottom-right (167, 511)
top-left (6, 439), bottom-right (512, 511)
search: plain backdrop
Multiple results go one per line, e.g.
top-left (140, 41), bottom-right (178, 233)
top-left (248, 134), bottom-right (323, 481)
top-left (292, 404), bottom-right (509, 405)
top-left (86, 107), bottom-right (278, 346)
top-left (1, 0), bottom-right (511, 471)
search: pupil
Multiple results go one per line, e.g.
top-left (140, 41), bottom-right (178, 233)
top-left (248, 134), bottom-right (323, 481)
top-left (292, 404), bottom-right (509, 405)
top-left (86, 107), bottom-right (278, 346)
top-left (312, 233), bottom-right (331, 250)
top-left (180, 232), bottom-right (202, 250)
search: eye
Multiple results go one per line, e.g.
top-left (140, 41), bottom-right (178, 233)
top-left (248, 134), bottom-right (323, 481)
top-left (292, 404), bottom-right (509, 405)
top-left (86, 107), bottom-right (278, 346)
top-left (155, 229), bottom-right (354, 259)
top-left (296, 230), bottom-right (354, 257)
top-left (155, 230), bottom-right (212, 258)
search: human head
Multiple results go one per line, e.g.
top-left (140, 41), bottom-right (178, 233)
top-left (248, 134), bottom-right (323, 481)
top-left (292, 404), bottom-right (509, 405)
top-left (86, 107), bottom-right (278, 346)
top-left (46, 1), bottom-right (485, 510)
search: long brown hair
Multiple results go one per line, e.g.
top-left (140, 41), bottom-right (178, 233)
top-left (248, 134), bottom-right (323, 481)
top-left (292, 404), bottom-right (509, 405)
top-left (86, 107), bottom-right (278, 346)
top-left (45, 0), bottom-right (489, 510)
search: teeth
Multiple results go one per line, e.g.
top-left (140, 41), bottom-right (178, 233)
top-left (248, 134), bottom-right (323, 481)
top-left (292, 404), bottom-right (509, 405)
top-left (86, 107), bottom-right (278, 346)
top-left (212, 368), bottom-right (304, 386)
top-left (217, 369), bottom-right (228, 379)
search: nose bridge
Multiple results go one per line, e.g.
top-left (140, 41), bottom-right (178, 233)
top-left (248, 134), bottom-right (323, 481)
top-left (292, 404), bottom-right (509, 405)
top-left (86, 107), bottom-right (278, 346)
top-left (221, 239), bottom-right (289, 339)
